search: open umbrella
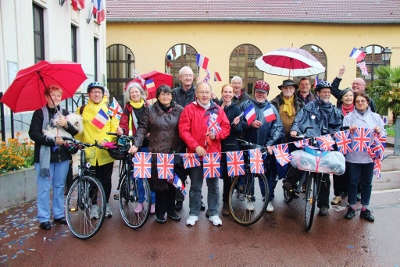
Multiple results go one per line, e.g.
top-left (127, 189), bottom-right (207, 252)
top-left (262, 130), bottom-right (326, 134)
top-left (255, 48), bottom-right (325, 78)
top-left (1, 60), bottom-right (87, 113)
top-left (141, 71), bottom-right (173, 99)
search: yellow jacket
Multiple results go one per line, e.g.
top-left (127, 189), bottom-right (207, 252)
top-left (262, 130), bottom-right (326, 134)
top-left (75, 98), bottom-right (118, 166)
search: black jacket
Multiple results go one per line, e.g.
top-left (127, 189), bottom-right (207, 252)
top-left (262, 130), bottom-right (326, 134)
top-left (221, 103), bottom-right (242, 152)
top-left (172, 84), bottom-right (196, 108)
top-left (29, 106), bottom-right (79, 163)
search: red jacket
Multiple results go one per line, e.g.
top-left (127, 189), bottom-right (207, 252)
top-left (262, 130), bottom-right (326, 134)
top-left (179, 100), bottom-right (230, 153)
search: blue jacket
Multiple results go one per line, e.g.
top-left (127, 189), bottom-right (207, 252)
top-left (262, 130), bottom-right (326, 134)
top-left (291, 99), bottom-right (343, 138)
top-left (239, 99), bottom-right (284, 146)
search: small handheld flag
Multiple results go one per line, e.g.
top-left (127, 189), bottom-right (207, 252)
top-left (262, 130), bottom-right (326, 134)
top-left (263, 103), bottom-right (276, 123)
top-left (196, 54), bottom-right (209, 70)
top-left (92, 109), bottom-right (109, 129)
top-left (349, 47), bottom-right (366, 62)
top-left (243, 104), bottom-right (256, 126)
top-left (214, 72), bottom-right (222, 82)
top-left (357, 61), bottom-right (369, 76)
top-left (203, 69), bottom-right (211, 82)
top-left (108, 97), bottom-right (123, 120)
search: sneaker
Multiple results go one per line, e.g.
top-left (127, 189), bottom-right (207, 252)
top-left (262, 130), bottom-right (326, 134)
top-left (105, 203), bottom-right (113, 218)
top-left (186, 215), bottom-right (199, 226)
top-left (209, 215), bottom-right (222, 226)
top-left (266, 202), bottom-right (274, 212)
top-left (318, 206), bottom-right (328, 216)
top-left (356, 193), bottom-right (361, 201)
top-left (156, 215), bottom-right (166, 224)
top-left (134, 203), bottom-right (144, 213)
top-left (331, 196), bottom-right (342, 205)
top-left (246, 203), bottom-right (255, 211)
top-left (360, 209), bottom-right (374, 222)
top-left (344, 207), bottom-right (356, 219)
top-left (222, 203), bottom-right (230, 216)
top-left (150, 204), bottom-right (155, 214)
top-left (90, 204), bottom-right (99, 219)
top-left (168, 212), bottom-right (181, 221)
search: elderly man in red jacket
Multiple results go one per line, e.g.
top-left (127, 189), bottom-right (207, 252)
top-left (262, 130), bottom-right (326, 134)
top-left (179, 82), bottom-right (230, 226)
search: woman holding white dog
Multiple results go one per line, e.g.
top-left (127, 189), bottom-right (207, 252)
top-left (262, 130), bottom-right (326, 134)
top-left (29, 85), bottom-right (79, 230)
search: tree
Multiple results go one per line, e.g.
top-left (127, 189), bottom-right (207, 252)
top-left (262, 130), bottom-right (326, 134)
top-left (367, 66), bottom-right (400, 121)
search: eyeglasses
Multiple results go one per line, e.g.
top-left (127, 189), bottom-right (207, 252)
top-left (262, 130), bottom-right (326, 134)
top-left (352, 82), bottom-right (365, 86)
top-left (90, 90), bottom-right (103, 95)
top-left (181, 74), bottom-right (194, 78)
top-left (355, 100), bottom-right (367, 103)
top-left (159, 92), bottom-right (172, 97)
top-left (196, 91), bottom-right (211, 95)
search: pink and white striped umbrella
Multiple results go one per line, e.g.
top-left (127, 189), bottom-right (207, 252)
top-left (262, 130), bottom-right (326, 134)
top-left (255, 48), bottom-right (325, 78)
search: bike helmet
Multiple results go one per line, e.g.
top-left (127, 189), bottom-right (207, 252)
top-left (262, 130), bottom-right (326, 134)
top-left (87, 82), bottom-right (105, 94)
top-left (254, 80), bottom-right (270, 92)
top-left (107, 145), bottom-right (128, 160)
top-left (315, 80), bottom-right (332, 92)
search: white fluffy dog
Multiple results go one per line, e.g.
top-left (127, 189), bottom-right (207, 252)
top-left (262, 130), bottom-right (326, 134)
top-left (43, 113), bottom-right (83, 139)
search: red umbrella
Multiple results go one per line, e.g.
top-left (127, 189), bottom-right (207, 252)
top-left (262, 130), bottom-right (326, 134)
top-left (141, 71), bottom-right (173, 99)
top-left (255, 48), bottom-right (325, 78)
top-left (1, 60), bottom-right (87, 113)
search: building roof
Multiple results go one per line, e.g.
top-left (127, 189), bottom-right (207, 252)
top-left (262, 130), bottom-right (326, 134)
top-left (106, 0), bottom-right (400, 24)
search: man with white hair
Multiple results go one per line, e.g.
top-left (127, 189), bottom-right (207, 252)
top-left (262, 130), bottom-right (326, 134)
top-left (231, 76), bottom-right (252, 106)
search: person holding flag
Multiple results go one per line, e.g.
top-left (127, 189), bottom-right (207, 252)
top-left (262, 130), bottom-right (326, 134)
top-left (238, 80), bottom-right (284, 213)
top-left (116, 81), bottom-right (156, 214)
top-left (75, 82), bottom-right (118, 219)
top-left (128, 85), bottom-right (185, 224)
top-left (342, 92), bottom-right (385, 222)
top-left (179, 82), bottom-right (230, 226)
top-left (284, 80), bottom-right (343, 216)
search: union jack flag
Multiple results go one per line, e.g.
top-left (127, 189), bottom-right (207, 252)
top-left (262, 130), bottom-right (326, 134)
top-left (373, 158), bottom-right (382, 179)
top-left (157, 154), bottom-right (174, 180)
top-left (272, 144), bottom-right (293, 166)
top-left (352, 128), bottom-right (371, 152)
top-left (368, 133), bottom-right (385, 160)
top-left (377, 132), bottom-right (387, 148)
top-left (107, 97), bottom-right (123, 120)
top-left (249, 149), bottom-right (264, 174)
top-left (226, 151), bottom-right (245, 176)
top-left (203, 69), bottom-right (211, 82)
top-left (357, 61), bottom-right (369, 76)
top-left (133, 152), bottom-right (152, 178)
top-left (293, 139), bottom-right (309, 148)
top-left (181, 153), bottom-right (201, 169)
top-left (316, 134), bottom-right (335, 151)
top-left (207, 113), bottom-right (221, 135)
top-left (203, 152), bottom-right (221, 178)
top-left (334, 130), bottom-right (352, 155)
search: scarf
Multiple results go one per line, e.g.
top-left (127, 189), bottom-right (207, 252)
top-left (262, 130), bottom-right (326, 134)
top-left (129, 99), bottom-right (145, 132)
top-left (157, 100), bottom-right (174, 112)
top-left (282, 95), bottom-right (294, 117)
top-left (341, 103), bottom-right (354, 116)
top-left (39, 106), bottom-right (62, 176)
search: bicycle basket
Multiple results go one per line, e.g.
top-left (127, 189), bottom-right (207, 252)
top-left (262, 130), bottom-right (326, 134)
top-left (291, 150), bottom-right (345, 175)
top-left (107, 145), bottom-right (128, 160)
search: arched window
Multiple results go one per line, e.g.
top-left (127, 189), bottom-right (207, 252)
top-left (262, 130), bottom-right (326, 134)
top-left (230, 44), bottom-right (263, 96)
top-left (298, 44), bottom-right (327, 86)
top-left (165, 44), bottom-right (198, 88)
top-left (360, 45), bottom-right (391, 84)
top-left (106, 44), bottom-right (135, 102)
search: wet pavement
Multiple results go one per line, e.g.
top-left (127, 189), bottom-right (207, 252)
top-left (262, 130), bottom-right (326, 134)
top-left (1, 148), bottom-right (400, 266)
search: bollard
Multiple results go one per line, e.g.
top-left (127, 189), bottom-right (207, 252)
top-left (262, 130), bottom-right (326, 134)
top-left (395, 116), bottom-right (400, 156)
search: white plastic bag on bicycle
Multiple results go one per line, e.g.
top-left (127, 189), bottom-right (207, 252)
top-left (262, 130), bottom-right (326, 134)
top-left (290, 149), bottom-right (345, 175)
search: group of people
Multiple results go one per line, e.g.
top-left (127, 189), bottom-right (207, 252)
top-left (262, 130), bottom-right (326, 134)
top-left (30, 65), bottom-right (384, 230)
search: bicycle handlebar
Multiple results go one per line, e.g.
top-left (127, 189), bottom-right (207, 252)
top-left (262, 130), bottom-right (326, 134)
top-left (61, 136), bottom-right (103, 149)
top-left (106, 132), bottom-right (134, 141)
top-left (237, 138), bottom-right (267, 154)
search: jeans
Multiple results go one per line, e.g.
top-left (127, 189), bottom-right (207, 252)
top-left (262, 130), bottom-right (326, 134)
top-left (346, 162), bottom-right (374, 206)
top-left (136, 178), bottom-right (156, 204)
top-left (188, 165), bottom-right (219, 216)
top-left (35, 161), bottom-right (69, 223)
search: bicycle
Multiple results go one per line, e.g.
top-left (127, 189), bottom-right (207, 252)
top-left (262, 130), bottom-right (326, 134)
top-left (62, 136), bottom-right (107, 239)
top-left (283, 131), bottom-right (345, 231)
top-left (228, 139), bottom-right (269, 226)
top-left (107, 133), bottom-right (151, 229)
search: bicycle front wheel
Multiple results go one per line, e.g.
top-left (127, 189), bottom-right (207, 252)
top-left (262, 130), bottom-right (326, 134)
top-left (119, 175), bottom-right (151, 229)
top-left (65, 175), bottom-right (106, 239)
top-left (304, 172), bottom-right (317, 231)
top-left (229, 173), bottom-right (268, 226)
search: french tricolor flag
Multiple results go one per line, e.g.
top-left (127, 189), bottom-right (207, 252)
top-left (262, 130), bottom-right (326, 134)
top-left (263, 103), bottom-right (276, 123)
top-left (93, 0), bottom-right (106, 24)
top-left (196, 54), bottom-right (209, 70)
top-left (349, 47), bottom-right (366, 62)
top-left (92, 109), bottom-right (109, 129)
top-left (243, 104), bottom-right (256, 126)
top-left (214, 71), bottom-right (222, 82)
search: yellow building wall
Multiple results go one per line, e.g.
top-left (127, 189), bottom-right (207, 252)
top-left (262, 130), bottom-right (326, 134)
top-left (107, 22), bottom-right (400, 98)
